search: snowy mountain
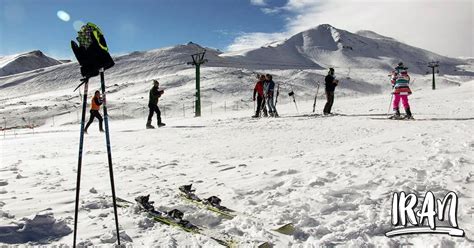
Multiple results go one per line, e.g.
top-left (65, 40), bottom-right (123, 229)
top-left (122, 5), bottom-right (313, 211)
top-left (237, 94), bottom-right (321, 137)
top-left (0, 50), bottom-right (62, 77)
top-left (222, 24), bottom-right (467, 74)
top-left (0, 24), bottom-right (472, 129)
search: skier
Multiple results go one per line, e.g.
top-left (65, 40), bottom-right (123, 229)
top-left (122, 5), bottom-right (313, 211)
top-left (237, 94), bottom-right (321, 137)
top-left (252, 74), bottom-right (267, 118)
top-left (84, 90), bottom-right (104, 134)
top-left (323, 68), bottom-right (339, 115)
top-left (146, 80), bottom-right (166, 129)
top-left (390, 62), bottom-right (413, 119)
top-left (264, 74), bottom-right (278, 117)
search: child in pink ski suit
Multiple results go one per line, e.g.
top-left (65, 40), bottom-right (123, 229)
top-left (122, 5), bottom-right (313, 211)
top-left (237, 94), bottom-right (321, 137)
top-left (390, 62), bottom-right (413, 119)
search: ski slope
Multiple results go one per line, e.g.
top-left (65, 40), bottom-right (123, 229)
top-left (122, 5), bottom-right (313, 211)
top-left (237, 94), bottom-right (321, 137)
top-left (0, 25), bottom-right (472, 129)
top-left (1, 79), bottom-right (473, 247)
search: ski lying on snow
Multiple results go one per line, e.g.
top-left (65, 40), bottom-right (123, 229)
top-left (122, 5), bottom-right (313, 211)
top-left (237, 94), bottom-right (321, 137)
top-left (115, 196), bottom-right (271, 247)
top-left (370, 116), bottom-right (415, 121)
top-left (178, 184), bottom-right (296, 236)
top-left (178, 184), bottom-right (237, 219)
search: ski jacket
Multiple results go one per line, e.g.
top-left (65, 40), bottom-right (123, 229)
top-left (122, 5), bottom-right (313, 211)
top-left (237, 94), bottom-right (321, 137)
top-left (149, 86), bottom-right (163, 105)
top-left (391, 66), bottom-right (412, 95)
top-left (253, 80), bottom-right (264, 98)
top-left (90, 96), bottom-right (102, 110)
top-left (263, 80), bottom-right (275, 97)
top-left (325, 74), bottom-right (337, 92)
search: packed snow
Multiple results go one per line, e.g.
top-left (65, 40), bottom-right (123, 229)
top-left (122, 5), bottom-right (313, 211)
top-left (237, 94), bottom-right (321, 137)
top-left (0, 24), bottom-right (473, 247)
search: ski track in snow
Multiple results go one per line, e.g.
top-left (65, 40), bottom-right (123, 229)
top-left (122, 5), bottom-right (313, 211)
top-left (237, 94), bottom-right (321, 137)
top-left (1, 79), bottom-right (473, 246)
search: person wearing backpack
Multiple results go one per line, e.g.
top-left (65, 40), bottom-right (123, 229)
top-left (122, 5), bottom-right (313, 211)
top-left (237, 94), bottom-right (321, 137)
top-left (84, 90), bottom-right (104, 133)
top-left (323, 68), bottom-right (339, 115)
top-left (146, 80), bottom-right (166, 129)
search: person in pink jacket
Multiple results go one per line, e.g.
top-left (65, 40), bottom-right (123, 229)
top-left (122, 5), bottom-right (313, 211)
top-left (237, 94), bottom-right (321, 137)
top-left (390, 62), bottom-right (413, 119)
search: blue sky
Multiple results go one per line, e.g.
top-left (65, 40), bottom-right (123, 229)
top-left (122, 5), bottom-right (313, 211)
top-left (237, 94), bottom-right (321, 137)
top-left (0, 0), bottom-right (288, 58)
top-left (1, 0), bottom-right (472, 58)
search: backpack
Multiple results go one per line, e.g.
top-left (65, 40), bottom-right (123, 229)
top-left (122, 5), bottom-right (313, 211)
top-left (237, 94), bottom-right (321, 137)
top-left (71, 22), bottom-right (114, 78)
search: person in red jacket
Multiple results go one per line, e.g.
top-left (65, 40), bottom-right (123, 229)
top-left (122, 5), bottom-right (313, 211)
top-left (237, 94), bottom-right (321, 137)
top-left (84, 90), bottom-right (104, 133)
top-left (252, 74), bottom-right (268, 118)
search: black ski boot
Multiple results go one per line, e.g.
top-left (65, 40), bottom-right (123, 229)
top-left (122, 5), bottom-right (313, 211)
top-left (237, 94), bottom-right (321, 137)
top-left (405, 108), bottom-right (414, 119)
top-left (146, 120), bottom-right (155, 129)
top-left (179, 184), bottom-right (195, 193)
top-left (389, 109), bottom-right (401, 119)
top-left (206, 196), bottom-right (222, 207)
top-left (252, 111), bottom-right (260, 118)
top-left (135, 195), bottom-right (155, 211)
top-left (168, 209), bottom-right (184, 220)
top-left (158, 122), bottom-right (166, 127)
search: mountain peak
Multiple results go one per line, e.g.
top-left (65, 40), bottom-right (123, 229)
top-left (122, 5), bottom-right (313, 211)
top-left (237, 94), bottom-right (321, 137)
top-left (355, 30), bottom-right (395, 41)
top-left (0, 50), bottom-right (61, 77)
top-left (26, 50), bottom-right (44, 56)
top-left (312, 24), bottom-right (336, 30)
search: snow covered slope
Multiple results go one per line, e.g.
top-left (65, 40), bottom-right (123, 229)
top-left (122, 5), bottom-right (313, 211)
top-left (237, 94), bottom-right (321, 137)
top-left (0, 50), bottom-right (62, 77)
top-left (0, 24), bottom-right (472, 128)
top-left (1, 80), bottom-right (473, 247)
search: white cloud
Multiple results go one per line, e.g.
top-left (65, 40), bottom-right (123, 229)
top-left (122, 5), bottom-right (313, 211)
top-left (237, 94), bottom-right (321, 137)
top-left (227, 32), bottom-right (286, 52)
top-left (261, 7), bottom-right (282, 15)
top-left (231, 0), bottom-right (473, 57)
top-left (250, 0), bottom-right (267, 6)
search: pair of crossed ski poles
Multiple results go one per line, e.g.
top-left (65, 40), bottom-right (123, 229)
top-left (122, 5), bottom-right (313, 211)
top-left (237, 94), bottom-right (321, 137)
top-left (73, 68), bottom-right (121, 247)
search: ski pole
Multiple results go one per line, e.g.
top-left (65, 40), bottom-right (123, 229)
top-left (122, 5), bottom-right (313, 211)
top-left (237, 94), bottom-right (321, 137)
top-left (275, 83), bottom-right (280, 107)
top-left (388, 93), bottom-right (393, 115)
top-left (99, 69), bottom-right (121, 246)
top-left (253, 97), bottom-right (255, 113)
top-left (289, 84), bottom-right (299, 113)
top-left (293, 95), bottom-right (299, 113)
top-left (73, 78), bottom-right (89, 248)
top-left (312, 82), bottom-right (320, 113)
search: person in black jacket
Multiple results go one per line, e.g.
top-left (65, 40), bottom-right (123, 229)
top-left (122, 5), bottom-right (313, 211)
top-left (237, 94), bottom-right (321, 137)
top-left (323, 68), bottom-right (339, 115)
top-left (146, 80), bottom-right (165, 129)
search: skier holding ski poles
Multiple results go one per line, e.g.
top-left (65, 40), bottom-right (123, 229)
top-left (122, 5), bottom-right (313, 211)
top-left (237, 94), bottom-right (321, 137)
top-left (84, 90), bottom-right (104, 134)
top-left (390, 62), bottom-right (413, 119)
top-left (252, 74), bottom-right (267, 118)
top-left (323, 68), bottom-right (339, 115)
top-left (264, 74), bottom-right (278, 117)
top-left (146, 79), bottom-right (166, 129)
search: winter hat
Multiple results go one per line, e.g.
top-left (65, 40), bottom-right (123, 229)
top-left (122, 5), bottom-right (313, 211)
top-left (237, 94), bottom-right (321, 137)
top-left (328, 68), bottom-right (335, 75)
top-left (396, 62), bottom-right (408, 70)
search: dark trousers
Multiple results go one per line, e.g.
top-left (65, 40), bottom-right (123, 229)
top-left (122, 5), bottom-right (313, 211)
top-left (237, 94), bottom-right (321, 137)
top-left (85, 110), bottom-right (103, 131)
top-left (148, 103), bottom-right (162, 124)
top-left (323, 90), bottom-right (335, 114)
top-left (255, 95), bottom-right (267, 116)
